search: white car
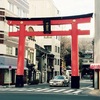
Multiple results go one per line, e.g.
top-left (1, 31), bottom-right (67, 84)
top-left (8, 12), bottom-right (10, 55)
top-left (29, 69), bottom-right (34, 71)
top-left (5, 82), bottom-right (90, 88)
top-left (49, 75), bottom-right (70, 87)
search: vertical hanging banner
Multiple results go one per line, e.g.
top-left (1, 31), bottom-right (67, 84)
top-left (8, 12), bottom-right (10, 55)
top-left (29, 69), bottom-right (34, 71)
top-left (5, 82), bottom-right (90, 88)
top-left (43, 19), bottom-right (51, 34)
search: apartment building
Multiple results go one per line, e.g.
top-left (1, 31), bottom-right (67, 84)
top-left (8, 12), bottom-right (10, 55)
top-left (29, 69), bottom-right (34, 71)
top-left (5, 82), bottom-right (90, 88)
top-left (28, 0), bottom-right (61, 82)
top-left (0, 0), bottom-right (30, 85)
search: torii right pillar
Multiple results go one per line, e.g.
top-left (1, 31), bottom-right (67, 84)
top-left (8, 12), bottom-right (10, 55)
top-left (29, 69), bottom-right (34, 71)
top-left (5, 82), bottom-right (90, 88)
top-left (71, 17), bottom-right (92, 89)
top-left (71, 19), bottom-right (79, 89)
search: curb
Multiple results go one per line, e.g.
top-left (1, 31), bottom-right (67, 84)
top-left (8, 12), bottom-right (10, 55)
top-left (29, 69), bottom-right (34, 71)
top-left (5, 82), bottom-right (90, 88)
top-left (0, 84), bottom-right (28, 88)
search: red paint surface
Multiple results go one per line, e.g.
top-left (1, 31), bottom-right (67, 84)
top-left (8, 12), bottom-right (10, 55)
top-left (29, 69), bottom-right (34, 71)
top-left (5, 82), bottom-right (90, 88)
top-left (71, 21), bottom-right (79, 76)
top-left (16, 23), bottom-right (25, 75)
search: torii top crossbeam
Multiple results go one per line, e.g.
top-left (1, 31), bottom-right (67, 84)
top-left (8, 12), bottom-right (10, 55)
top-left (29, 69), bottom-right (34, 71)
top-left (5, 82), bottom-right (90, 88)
top-left (6, 13), bottom-right (93, 88)
top-left (6, 13), bottom-right (92, 36)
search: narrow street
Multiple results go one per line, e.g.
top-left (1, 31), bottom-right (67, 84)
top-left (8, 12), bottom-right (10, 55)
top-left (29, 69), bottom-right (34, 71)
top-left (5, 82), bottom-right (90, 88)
top-left (0, 79), bottom-right (94, 96)
top-left (0, 79), bottom-right (99, 100)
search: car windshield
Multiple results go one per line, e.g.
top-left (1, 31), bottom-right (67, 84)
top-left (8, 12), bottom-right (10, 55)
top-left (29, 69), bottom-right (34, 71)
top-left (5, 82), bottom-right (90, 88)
top-left (54, 76), bottom-right (64, 79)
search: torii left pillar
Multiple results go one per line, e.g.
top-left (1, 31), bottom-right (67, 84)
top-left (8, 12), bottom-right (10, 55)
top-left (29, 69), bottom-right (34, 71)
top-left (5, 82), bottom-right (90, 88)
top-left (16, 22), bottom-right (25, 87)
top-left (8, 21), bottom-right (26, 87)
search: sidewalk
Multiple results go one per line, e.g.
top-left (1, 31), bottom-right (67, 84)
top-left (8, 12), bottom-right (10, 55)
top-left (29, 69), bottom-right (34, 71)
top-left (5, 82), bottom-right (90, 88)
top-left (88, 89), bottom-right (100, 96)
top-left (0, 83), bottom-right (47, 88)
top-left (0, 84), bottom-right (28, 88)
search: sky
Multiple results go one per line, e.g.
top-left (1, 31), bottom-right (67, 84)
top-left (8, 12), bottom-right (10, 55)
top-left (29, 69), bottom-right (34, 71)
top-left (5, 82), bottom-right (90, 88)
top-left (53, 0), bottom-right (94, 16)
top-left (53, 0), bottom-right (94, 38)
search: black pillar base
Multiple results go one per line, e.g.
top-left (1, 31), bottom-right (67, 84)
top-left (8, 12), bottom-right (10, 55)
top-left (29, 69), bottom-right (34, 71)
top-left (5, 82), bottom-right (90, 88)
top-left (71, 76), bottom-right (80, 89)
top-left (15, 75), bottom-right (24, 87)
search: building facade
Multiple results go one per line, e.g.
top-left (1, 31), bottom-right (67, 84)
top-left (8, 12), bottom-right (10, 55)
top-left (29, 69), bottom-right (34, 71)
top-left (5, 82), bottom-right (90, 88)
top-left (81, 50), bottom-right (93, 79)
top-left (0, 0), bottom-right (29, 85)
top-left (28, 0), bottom-right (61, 82)
top-left (0, 0), bottom-right (61, 85)
top-left (94, 0), bottom-right (100, 89)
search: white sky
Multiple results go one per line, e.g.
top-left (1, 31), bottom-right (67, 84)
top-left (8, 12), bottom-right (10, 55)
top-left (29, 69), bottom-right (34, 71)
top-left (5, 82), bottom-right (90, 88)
top-left (53, 0), bottom-right (94, 16)
top-left (53, 0), bottom-right (95, 38)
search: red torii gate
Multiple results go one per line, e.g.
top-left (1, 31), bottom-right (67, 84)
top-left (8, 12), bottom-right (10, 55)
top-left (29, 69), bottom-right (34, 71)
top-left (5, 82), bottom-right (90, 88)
top-left (6, 13), bottom-right (92, 88)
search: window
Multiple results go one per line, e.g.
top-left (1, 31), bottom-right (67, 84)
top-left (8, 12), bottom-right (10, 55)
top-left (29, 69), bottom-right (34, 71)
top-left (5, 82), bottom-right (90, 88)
top-left (28, 51), bottom-right (34, 63)
top-left (55, 58), bottom-right (57, 65)
top-left (0, 40), bottom-right (4, 43)
top-left (58, 59), bottom-right (60, 65)
top-left (20, 9), bottom-right (22, 17)
top-left (58, 47), bottom-right (60, 53)
top-left (17, 7), bottom-right (22, 16)
top-left (23, 12), bottom-right (27, 17)
top-left (17, 7), bottom-right (20, 16)
top-left (84, 53), bottom-right (92, 59)
top-left (15, 48), bottom-right (18, 56)
top-left (54, 76), bottom-right (64, 79)
top-left (30, 52), bottom-right (34, 63)
top-left (0, 34), bottom-right (4, 44)
top-left (8, 2), bottom-right (14, 12)
top-left (23, 11), bottom-right (27, 17)
top-left (44, 45), bottom-right (52, 52)
top-left (55, 46), bottom-right (57, 52)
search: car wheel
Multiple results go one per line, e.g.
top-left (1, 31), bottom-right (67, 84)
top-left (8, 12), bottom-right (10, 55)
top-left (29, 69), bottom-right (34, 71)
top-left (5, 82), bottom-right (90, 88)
top-left (64, 83), bottom-right (68, 87)
top-left (63, 82), bottom-right (67, 87)
top-left (67, 82), bottom-right (70, 87)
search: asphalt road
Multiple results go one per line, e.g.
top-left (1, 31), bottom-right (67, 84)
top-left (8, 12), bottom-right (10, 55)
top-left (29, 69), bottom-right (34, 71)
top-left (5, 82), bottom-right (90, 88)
top-left (0, 79), bottom-right (99, 100)
top-left (0, 93), bottom-right (99, 100)
top-left (0, 79), bottom-right (94, 96)
top-left (25, 79), bottom-right (93, 88)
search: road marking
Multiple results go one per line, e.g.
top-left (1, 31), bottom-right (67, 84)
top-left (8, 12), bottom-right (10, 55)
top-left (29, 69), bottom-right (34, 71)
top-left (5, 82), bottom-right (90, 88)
top-left (17, 89), bottom-right (27, 91)
top-left (63, 89), bottom-right (75, 93)
top-left (8, 88), bottom-right (30, 91)
top-left (9, 88), bottom-right (23, 91)
top-left (81, 85), bottom-right (93, 90)
top-left (54, 89), bottom-right (66, 92)
top-left (0, 87), bottom-right (85, 95)
top-left (26, 88), bottom-right (43, 91)
top-left (72, 90), bottom-right (83, 94)
top-left (26, 89), bottom-right (36, 91)
top-left (44, 88), bottom-right (58, 92)
top-left (35, 88), bottom-right (49, 92)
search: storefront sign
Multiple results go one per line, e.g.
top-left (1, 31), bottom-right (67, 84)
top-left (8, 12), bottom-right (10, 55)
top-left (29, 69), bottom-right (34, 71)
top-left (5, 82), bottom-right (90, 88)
top-left (90, 64), bottom-right (100, 69)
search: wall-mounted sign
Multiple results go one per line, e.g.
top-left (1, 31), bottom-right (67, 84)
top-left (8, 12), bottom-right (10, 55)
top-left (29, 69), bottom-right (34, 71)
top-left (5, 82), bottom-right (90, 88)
top-left (90, 63), bottom-right (100, 69)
